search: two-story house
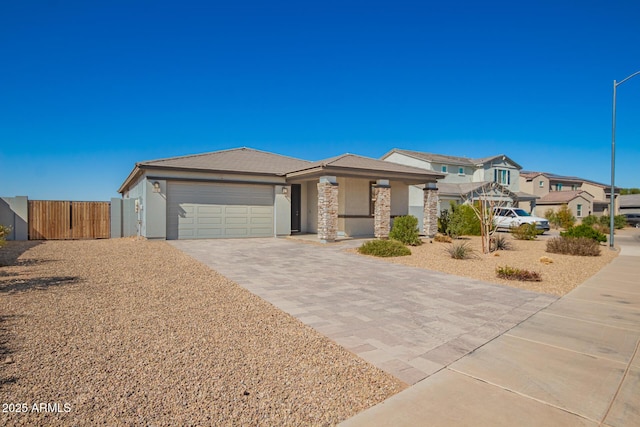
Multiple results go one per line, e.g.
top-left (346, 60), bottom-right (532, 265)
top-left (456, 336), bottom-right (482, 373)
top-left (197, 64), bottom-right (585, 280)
top-left (382, 149), bottom-right (537, 232)
top-left (519, 171), bottom-right (618, 220)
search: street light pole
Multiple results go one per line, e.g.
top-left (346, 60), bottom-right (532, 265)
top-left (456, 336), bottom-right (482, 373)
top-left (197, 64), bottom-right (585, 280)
top-left (610, 71), bottom-right (640, 249)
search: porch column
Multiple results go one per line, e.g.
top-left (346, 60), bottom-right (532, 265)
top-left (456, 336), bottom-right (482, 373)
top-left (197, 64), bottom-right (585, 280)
top-left (374, 180), bottom-right (391, 239)
top-left (423, 183), bottom-right (439, 238)
top-left (317, 176), bottom-right (338, 242)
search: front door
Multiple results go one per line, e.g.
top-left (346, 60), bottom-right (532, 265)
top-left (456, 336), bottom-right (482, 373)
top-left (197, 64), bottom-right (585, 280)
top-left (290, 184), bottom-right (301, 233)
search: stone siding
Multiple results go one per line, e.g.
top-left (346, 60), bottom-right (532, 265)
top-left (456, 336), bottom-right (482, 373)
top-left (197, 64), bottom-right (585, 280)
top-left (317, 181), bottom-right (339, 242)
top-left (423, 187), bottom-right (439, 237)
top-left (374, 186), bottom-right (391, 239)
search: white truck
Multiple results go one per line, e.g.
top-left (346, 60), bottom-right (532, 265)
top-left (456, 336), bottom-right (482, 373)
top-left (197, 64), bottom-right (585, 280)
top-left (492, 207), bottom-right (550, 233)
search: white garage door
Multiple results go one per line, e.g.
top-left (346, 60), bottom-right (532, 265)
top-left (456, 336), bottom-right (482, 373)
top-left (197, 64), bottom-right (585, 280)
top-left (167, 182), bottom-right (274, 239)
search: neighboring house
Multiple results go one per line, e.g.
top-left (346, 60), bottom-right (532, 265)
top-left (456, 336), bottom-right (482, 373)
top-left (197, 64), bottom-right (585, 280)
top-left (381, 149), bottom-right (537, 230)
top-left (116, 147), bottom-right (443, 241)
top-left (519, 171), bottom-right (619, 219)
top-left (619, 194), bottom-right (640, 215)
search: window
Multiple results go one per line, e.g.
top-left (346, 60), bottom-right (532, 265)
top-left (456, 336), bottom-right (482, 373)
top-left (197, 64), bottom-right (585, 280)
top-left (494, 169), bottom-right (510, 185)
top-left (557, 183), bottom-right (563, 191)
top-left (577, 204), bottom-right (583, 217)
top-left (572, 185), bottom-right (578, 191)
top-left (458, 167), bottom-right (465, 175)
top-left (369, 181), bottom-right (376, 216)
top-left (441, 165), bottom-right (448, 173)
top-left (539, 180), bottom-right (544, 188)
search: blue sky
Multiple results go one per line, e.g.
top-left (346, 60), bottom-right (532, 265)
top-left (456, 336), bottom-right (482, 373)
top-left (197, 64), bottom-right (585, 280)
top-left (2, 0), bottom-right (639, 201)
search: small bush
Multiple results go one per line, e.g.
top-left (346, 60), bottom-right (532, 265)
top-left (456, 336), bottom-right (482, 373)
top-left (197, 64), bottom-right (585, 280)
top-left (496, 266), bottom-right (542, 282)
top-left (0, 225), bottom-right (11, 247)
top-left (438, 209), bottom-right (451, 235)
top-left (389, 215), bottom-right (422, 246)
top-left (580, 215), bottom-right (599, 227)
top-left (546, 237), bottom-right (601, 256)
top-left (490, 234), bottom-right (512, 251)
top-left (434, 234), bottom-right (452, 243)
top-left (599, 215), bottom-right (626, 230)
top-left (445, 242), bottom-right (475, 259)
top-left (447, 204), bottom-right (481, 237)
top-left (561, 224), bottom-right (607, 243)
top-left (544, 209), bottom-right (560, 229)
top-left (556, 204), bottom-right (576, 229)
top-left (358, 239), bottom-right (411, 257)
top-left (510, 223), bottom-right (542, 240)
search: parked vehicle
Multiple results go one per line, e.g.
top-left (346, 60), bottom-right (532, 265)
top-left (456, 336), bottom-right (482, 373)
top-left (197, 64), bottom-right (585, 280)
top-left (623, 213), bottom-right (640, 228)
top-left (492, 207), bottom-right (550, 233)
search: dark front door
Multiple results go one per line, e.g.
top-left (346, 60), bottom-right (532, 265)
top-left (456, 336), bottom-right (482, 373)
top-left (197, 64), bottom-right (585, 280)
top-left (290, 184), bottom-right (301, 233)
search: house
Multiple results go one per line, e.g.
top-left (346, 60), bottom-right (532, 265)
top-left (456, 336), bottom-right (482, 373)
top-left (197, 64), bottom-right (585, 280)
top-left (380, 149), bottom-right (537, 230)
top-left (519, 171), bottom-right (618, 220)
top-left (115, 147), bottom-right (443, 241)
top-left (619, 194), bottom-right (640, 215)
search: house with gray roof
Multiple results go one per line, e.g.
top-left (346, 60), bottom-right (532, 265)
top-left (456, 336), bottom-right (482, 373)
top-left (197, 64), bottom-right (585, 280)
top-left (618, 194), bottom-right (640, 215)
top-left (380, 149), bottom-right (537, 229)
top-left (116, 147), bottom-right (443, 241)
top-left (519, 171), bottom-right (619, 220)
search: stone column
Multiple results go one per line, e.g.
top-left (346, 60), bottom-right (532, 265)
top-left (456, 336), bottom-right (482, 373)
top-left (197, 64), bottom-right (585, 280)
top-left (374, 180), bottom-right (391, 239)
top-left (423, 183), bottom-right (439, 238)
top-left (317, 177), bottom-right (339, 242)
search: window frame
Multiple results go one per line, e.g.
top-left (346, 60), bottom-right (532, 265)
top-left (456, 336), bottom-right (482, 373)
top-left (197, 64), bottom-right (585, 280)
top-left (441, 165), bottom-right (448, 174)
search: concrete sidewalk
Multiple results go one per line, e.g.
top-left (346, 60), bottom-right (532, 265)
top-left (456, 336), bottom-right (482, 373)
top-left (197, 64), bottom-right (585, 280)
top-left (341, 231), bottom-right (640, 427)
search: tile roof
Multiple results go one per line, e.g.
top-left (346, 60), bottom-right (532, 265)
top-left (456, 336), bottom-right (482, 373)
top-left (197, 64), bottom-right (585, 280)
top-left (620, 194), bottom-right (640, 208)
top-left (520, 171), bottom-right (609, 188)
top-left (384, 149), bottom-right (522, 169)
top-left (288, 153), bottom-right (444, 177)
top-left (139, 147), bottom-right (310, 175)
top-left (537, 190), bottom-right (592, 204)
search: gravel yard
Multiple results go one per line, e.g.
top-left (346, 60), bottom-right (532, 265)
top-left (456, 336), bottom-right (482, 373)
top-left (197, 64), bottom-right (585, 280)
top-left (382, 232), bottom-right (619, 296)
top-left (0, 239), bottom-right (404, 426)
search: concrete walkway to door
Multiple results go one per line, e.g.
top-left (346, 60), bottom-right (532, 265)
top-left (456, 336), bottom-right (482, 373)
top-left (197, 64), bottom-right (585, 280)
top-left (170, 238), bottom-right (556, 385)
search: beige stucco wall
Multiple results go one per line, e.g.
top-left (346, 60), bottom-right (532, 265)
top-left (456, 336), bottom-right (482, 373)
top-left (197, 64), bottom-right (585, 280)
top-left (520, 175), bottom-right (549, 197)
top-left (390, 181), bottom-right (409, 217)
top-left (306, 181), bottom-right (318, 233)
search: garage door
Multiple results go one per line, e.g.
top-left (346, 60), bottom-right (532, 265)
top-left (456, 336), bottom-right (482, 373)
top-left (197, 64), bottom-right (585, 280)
top-left (167, 182), bottom-right (274, 239)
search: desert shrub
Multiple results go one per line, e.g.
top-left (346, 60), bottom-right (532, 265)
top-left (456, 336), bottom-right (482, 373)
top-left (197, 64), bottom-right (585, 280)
top-left (561, 224), bottom-right (607, 243)
top-left (434, 234), bottom-right (452, 243)
top-left (0, 225), bottom-right (10, 247)
top-left (447, 204), bottom-right (481, 237)
top-left (358, 239), bottom-right (411, 257)
top-left (556, 204), bottom-right (576, 229)
top-left (546, 237), bottom-right (601, 256)
top-left (580, 215), bottom-right (599, 227)
top-left (496, 266), bottom-right (542, 282)
top-left (438, 209), bottom-right (451, 235)
top-left (510, 223), bottom-right (542, 240)
top-left (445, 242), bottom-right (475, 259)
top-left (598, 215), bottom-right (626, 230)
top-left (389, 215), bottom-right (422, 246)
top-left (544, 209), bottom-right (560, 229)
top-left (490, 234), bottom-right (512, 251)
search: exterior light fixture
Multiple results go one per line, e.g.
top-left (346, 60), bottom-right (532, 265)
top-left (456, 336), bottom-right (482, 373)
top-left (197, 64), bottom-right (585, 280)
top-left (152, 181), bottom-right (161, 193)
top-left (282, 187), bottom-right (288, 195)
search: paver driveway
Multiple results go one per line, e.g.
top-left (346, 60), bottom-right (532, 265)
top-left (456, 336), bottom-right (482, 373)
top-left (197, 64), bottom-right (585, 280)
top-left (170, 238), bottom-right (556, 384)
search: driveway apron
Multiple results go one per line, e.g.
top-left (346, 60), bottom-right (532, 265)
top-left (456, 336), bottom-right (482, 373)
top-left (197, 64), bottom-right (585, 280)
top-left (170, 238), bottom-right (556, 384)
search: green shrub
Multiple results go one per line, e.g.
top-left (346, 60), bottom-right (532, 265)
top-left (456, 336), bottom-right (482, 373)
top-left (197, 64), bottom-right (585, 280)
top-left (556, 204), bottom-right (576, 229)
top-left (598, 215), bottom-right (626, 230)
top-left (0, 225), bottom-right (11, 247)
top-left (490, 234), bottom-right (512, 251)
top-left (447, 204), bottom-right (481, 237)
top-left (445, 242), bottom-right (475, 259)
top-left (358, 239), bottom-right (411, 257)
top-left (496, 266), bottom-right (542, 282)
top-left (561, 224), bottom-right (607, 243)
top-left (389, 215), bottom-right (422, 246)
top-left (510, 223), bottom-right (542, 240)
top-left (580, 215), bottom-right (599, 227)
top-left (546, 237), bottom-right (601, 256)
top-left (544, 209), bottom-right (560, 229)
top-left (438, 208), bottom-right (452, 235)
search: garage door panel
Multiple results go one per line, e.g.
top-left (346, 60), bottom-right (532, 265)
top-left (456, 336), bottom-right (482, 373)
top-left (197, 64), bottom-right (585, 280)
top-left (167, 182), bottom-right (274, 239)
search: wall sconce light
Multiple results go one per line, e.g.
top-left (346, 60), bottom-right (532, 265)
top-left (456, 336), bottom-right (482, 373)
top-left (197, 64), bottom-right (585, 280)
top-left (282, 187), bottom-right (288, 195)
top-left (152, 181), bottom-right (161, 193)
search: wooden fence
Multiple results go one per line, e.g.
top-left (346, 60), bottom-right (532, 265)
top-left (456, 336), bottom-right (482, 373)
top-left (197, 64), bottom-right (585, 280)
top-left (28, 201), bottom-right (110, 240)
